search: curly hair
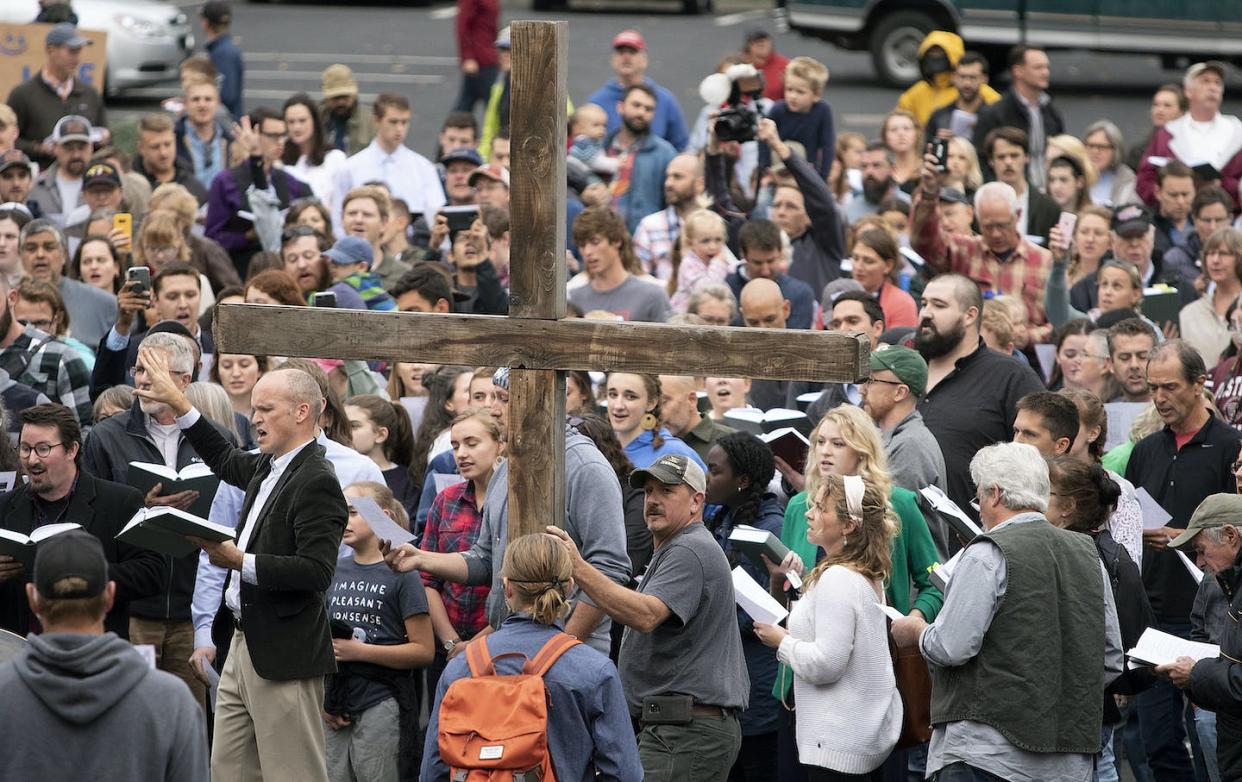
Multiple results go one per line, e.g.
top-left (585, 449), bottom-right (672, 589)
top-left (802, 404), bottom-right (893, 506)
top-left (712, 431), bottom-right (775, 533)
top-left (805, 474), bottom-right (896, 586)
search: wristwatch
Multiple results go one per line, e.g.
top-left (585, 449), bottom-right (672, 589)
top-left (443, 639), bottom-right (459, 654)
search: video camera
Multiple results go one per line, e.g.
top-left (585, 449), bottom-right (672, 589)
top-left (699, 64), bottom-right (765, 144)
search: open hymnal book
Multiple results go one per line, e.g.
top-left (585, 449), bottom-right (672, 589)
top-left (1126, 628), bottom-right (1219, 670)
top-left (0, 523), bottom-right (82, 567)
top-left (127, 462), bottom-right (220, 518)
top-left (759, 428), bottom-right (809, 475)
top-left (731, 566), bottom-right (788, 626)
top-left (919, 486), bottom-right (983, 543)
top-left (927, 549), bottom-right (963, 594)
top-left (723, 408), bottom-right (813, 437)
top-left (116, 507), bottom-right (235, 558)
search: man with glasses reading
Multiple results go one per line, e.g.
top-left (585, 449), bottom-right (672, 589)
top-left (206, 107), bottom-right (311, 276)
top-left (0, 403), bottom-right (162, 640)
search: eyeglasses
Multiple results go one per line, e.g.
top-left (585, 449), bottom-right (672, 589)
top-left (862, 377), bottom-right (905, 388)
top-left (19, 442), bottom-right (64, 458)
top-left (1085, 143), bottom-right (1113, 153)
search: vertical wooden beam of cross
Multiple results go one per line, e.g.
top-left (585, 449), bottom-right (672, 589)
top-left (506, 20), bottom-right (569, 539)
top-left (213, 20), bottom-right (870, 549)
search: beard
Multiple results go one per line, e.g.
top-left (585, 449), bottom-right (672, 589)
top-left (622, 116), bottom-right (649, 136)
top-left (329, 100), bottom-right (356, 120)
top-left (862, 176), bottom-right (891, 204)
top-left (915, 316), bottom-right (966, 359)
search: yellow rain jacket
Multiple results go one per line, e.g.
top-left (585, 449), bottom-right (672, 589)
top-left (895, 31), bottom-right (1000, 126)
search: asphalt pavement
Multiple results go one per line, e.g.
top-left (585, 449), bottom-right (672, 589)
top-left (112, 0), bottom-right (1240, 162)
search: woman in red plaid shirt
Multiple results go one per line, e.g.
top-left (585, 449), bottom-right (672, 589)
top-left (418, 409), bottom-right (505, 691)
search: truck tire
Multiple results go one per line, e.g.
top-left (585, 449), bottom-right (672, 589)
top-left (869, 10), bottom-right (937, 87)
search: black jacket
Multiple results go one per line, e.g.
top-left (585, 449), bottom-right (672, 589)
top-left (132, 155), bottom-right (210, 206)
top-left (0, 472), bottom-right (161, 638)
top-left (972, 88), bottom-right (1066, 180)
top-left (184, 416), bottom-right (347, 681)
top-left (1187, 546), bottom-right (1242, 780)
top-left (1126, 416), bottom-right (1241, 623)
top-left (1094, 530), bottom-right (1155, 723)
top-left (81, 399), bottom-right (237, 621)
top-left (1025, 187), bottom-right (1060, 244)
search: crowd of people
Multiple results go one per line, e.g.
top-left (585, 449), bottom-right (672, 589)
top-left (0, 3), bottom-right (1241, 782)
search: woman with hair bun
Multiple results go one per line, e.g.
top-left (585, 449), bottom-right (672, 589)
top-left (421, 533), bottom-right (643, 781)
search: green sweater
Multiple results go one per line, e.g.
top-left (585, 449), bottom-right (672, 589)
top-left (773, 485), bottom-right (944, 700)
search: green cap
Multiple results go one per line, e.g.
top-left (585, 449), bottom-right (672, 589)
top-left (1170, 493), bottom-right (1242, 549)
top-left (868, 345), bottom-right (928, 397)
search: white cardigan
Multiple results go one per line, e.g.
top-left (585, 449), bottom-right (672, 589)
top-left (777, 564), bottom-right (903, 774)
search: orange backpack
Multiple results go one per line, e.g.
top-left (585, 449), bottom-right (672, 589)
top-left (437, 632), bottom-right (581, 782)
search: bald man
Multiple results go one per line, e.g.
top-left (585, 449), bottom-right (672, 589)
top-left (633, 153), bottom-right (705, 280)
top-left (658, 374), bottom-right (735, 463)
top-left (914, 273), bottom-right (1043, 526)
top-left (738, 278), bottom-right (793, 410)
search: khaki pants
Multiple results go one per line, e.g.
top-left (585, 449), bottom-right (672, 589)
top-left (211, 630), bottom-right (329, 782)
top-left (129, 616), bottom-right (205, 710)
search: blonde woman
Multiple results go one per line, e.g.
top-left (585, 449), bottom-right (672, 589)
top-left (769, 404), bottom-right (942, 778)
top-left (422, 533), bottom-right (643, 781)
top-left (945, 135), bottom-right (983, 194)
top-left (754, 474), bottom-right (903, 779)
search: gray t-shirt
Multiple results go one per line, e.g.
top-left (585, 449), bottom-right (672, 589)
top-left (619, 522), bottom-right (749, 713)
top-left (328, 556), bottom-right (429, 711)
top-left (568, 275), bottom-right (671, 323)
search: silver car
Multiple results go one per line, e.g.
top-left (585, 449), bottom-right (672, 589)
top-left (1, 0), bottom-right (193, 95)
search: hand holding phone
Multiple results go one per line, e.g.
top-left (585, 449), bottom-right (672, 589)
top-left (1053, 211), bottom-right (1077, 253)
top-left (112, 212), bottom-right (133, 252)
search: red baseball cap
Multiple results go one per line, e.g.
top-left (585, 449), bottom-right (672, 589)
top-left (612, 29), bottom-right (646, 51)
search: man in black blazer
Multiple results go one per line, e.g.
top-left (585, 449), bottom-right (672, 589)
top-left (0, 404), bottom-right (162, 639)
top-left (135, 346), bottom-right (345, 782)
top-left (971, 45), bottom-right (1065, 189)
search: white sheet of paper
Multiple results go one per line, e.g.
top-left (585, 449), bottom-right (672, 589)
top-left (1175, 550), bottom-right (1204, 584)
top-left (875, 603), bottom-right (905, 622)
top-left (1104, 403), bottom-right (1147, 452)
top-left (1134, 488), bottom-right (1173, 530)
top-left (434, 473), bottom-right (466, 495)
top-left (732, 566), bottom-right (788, 626)
top-left (786, 570), bottom-right (803, 591)
top-left (134, 644), bottom-right (157, 669)
top-left (1034, 344), bottom-right (1057, 384)
top-left (0, 471), bottom-right (15, 493)
top-left (349, 494), bottom-right (415, 546)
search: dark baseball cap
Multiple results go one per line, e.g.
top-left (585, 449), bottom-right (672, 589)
top-left (0, 150), bottom-right (34, 177)
top-left (34, 530), bottom-right (108, 600)
top-left (442, 147), bottom-right (484, 168)
top-left (45, 23), bottom-right (91, 49)
top-left (83, 162), bottom-right (121, 190)
top-left (1111, 204), bottom-right (1153, 237)
top-left (629, 454), bottom-right (707, 493)
top-left (938, 187), bottom-right (970, 206)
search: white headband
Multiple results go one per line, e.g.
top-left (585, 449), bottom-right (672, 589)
top-left (843, 474), bottom-right (865, 524)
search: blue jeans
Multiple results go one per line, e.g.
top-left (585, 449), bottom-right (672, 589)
top-left (1193, 709), bottom-right (1220, 782)
top-left (1097, 725), bottom-right (1120, 782)
top-left (1136, 623), bottom-right (1196, 782)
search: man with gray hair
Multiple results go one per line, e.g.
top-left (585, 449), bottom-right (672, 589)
top-left (134, 351), bottom-right (347, 782)
top-left (18, 216), bottom-right (116, 348)
top-left (83, 330), bottom-right (238, 705)
top-left (892, 441), bottom-right (1122, 782)
top-left (914, 137), bottom-right (1054, 341)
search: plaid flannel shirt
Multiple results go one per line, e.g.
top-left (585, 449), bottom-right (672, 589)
top-left (0, 326), bottom-right (93, 428)
top-left (912, 189), bottom-right (1052, 326)
top-left (632, 206), bottom-right (682, 281)
top-left (420, 480), bottom-right (490, 638)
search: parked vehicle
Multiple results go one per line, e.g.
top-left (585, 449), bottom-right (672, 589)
top-left (0, 0), bottom-right (193, 95)
top-left (780, 0), bottom-right (1242, 87)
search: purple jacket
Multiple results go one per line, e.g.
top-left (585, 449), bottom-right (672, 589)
top-left (205, 158), bottom-right (310, 267)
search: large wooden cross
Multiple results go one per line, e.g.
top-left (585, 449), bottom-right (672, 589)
top-left (215, 20), bottom-right (869, 539)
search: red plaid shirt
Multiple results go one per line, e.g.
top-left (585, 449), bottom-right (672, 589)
top-left (420, 480), bottom-right (490, 638)
top-left (912, 190), bottom-right (1052, 326)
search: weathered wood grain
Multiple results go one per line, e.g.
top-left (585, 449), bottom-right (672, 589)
top-left (507, 369), bottom-right (566, 534)
top-left (214, 304), bottom-right (871, 383)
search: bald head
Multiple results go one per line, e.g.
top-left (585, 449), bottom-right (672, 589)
top-left (740, 278), bottom-right (789, 329)
top-left (250, 367), bottom-right (324, 456)
top-left (664, 153), bottom-right (704, 207)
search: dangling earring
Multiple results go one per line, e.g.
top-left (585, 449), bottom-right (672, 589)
top-left (842, 535), bottom-right (848, 547)
top-left (641, 412), bottom-right (658, 430)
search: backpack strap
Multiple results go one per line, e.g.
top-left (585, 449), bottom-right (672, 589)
top-left (465, 635), bottom-right (494, 677)
top-left (523, 632), bottom-right (581, 677)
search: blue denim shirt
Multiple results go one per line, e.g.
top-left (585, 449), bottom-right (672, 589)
top-left (421, 613), bottom-right (643, 782)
